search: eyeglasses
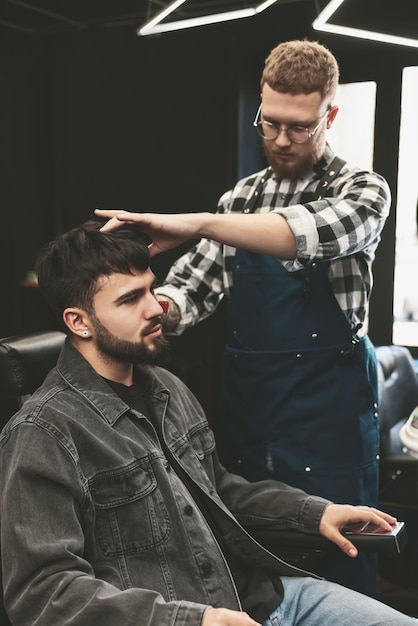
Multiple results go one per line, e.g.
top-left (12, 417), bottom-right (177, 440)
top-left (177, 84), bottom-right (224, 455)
top-left (253, 105), bottom-right (330, 144)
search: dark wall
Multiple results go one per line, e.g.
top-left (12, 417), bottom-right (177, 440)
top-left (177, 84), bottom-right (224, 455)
top-left (0, 28), bottom-right (50, 335)
top-left (45, 31), bottom-right (235, 228)
top-left (1, 1), bottom-right (418, 347)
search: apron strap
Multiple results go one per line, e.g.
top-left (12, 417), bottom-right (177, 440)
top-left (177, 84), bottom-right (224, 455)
top-left (241, 157), bottom-right (347, 214)
top-left (315, 156), bottom-right (346, 199)
top-left (242, 169), bottom-right (274, 214)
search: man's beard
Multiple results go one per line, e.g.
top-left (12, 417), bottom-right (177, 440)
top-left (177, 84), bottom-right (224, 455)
top-left (90, 311), bottom-right (169, 366)
top-left (263, 137), bottom-right (324, 181)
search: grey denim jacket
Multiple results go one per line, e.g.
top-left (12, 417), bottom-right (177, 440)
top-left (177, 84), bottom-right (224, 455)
top-left (0, 340), bottom-right (329, 626)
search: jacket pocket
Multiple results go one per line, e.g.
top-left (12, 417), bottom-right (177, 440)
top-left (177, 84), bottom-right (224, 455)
top-left (188, 422), bottom-right (217, 461)
top-left (174, 422), bottom-right (217, 477)
top-left (90, 459), bottom-right (171, 557)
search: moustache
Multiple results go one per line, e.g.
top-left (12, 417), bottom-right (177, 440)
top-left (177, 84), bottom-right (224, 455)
top-left (142, 317), bottom-right (163, 337)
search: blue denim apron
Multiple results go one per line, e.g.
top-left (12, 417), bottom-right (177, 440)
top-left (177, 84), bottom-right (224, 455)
top-left (217, 250), bottom-right (380, 595)
top-left (218, 250), bottom-right (379, 504)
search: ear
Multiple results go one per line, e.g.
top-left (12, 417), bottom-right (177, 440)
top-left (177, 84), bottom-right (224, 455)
top-left (63, 307), bottom-right (91, 338)
top-left (327, 105), bottom-right (339, 128)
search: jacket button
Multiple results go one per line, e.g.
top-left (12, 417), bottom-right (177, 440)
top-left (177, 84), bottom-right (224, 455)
top-left (201, 562), bottom-right (213, 575)
top-left (184, 505), bottom-right (193, 516)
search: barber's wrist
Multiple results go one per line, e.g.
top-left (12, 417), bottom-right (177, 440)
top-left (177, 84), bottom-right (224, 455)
top-left (157, 296), bottom-right (181, 333)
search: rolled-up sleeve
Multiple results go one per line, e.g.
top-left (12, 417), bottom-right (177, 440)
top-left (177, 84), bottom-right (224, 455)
top-left (273, 169), bottom-right (391, 271)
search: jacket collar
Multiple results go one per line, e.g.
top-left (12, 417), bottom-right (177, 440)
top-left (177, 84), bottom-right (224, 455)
top-left (56, 338), bottom-right (169, 426)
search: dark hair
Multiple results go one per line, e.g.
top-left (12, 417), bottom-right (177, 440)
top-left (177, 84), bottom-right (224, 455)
top-left (35, 217), bottom-right (150, 322)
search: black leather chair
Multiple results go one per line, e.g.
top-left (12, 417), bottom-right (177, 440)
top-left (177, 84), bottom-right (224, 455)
top-left (376, 344), bottom-right (418, 514)
top-left (0, 330), bottom-right (66, 422)
top-left (375, 344), bottom-right (418, 612)
top-left (0, 331), bottom-right (66, 626)
top-left (377, 344), bottom-right (418, 468)
top-left (0, 332), bottom-right (410, 622)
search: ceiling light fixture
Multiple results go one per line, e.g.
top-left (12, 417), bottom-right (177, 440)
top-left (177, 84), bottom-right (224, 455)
top-left (138, 0), bottom-right (279, 36)
top-left (312, 0), bottom-right (418, 49)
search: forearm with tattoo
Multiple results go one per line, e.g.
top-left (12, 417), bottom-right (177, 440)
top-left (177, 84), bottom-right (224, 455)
top-left (159, 297), bottom-right (181, 333)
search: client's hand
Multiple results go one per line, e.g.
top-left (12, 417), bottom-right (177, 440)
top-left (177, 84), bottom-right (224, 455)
top-left (319, 504), bottom-right (397, 558)
top-left (202, 607), bottom-right (262, 625)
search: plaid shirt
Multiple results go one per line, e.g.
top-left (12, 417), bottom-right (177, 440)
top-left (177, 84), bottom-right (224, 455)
top-left (158, 145), bottom-right (391, 334)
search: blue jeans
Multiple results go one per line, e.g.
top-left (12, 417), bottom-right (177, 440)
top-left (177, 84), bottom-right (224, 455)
top-left (262, 577), bottom-right (416, 625)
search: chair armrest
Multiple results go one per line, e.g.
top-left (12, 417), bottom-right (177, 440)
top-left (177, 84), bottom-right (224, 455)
top-left (253, 521), bottom-right (408, 556)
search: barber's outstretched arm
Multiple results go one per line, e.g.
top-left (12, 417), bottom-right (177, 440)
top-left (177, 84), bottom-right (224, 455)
top-left (94, 209), bottom-right (297, 259)
top-left (319, 504), bottom-right (397, 558)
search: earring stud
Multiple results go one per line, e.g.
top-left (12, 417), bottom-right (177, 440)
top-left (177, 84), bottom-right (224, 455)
top-left (82, 330), bottom-right (89, 337)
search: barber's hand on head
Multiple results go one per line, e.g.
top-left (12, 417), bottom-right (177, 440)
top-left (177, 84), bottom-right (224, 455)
top-left (94, 209), bottom-right (203, 257)
top-left (319, 503), bottom-right (397, 558)
top-left (202, 607), bottom-right (262, 626)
